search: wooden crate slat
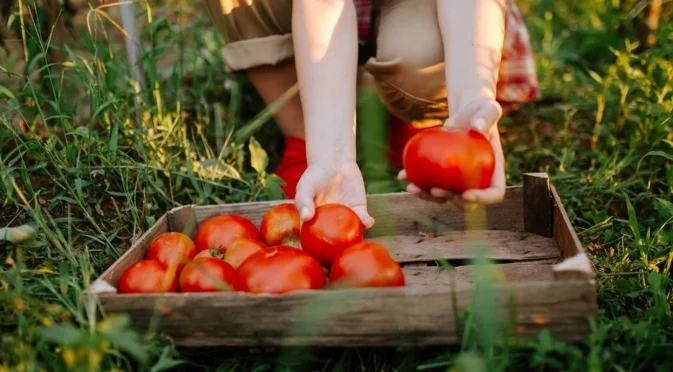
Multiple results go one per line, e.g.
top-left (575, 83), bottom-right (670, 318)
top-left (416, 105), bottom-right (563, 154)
top-left (550, 185), bottom-right (596, 280)
top-left (97, 280), bottom-right (595, 347)
top-left (523, 173), bottom-right (554, 238)
top-left (372, 230), bottom-right (560, 263)
top-left (403, 261), bottom-right (556, 287)
top-left (185, 188), bottom-right (526, 238)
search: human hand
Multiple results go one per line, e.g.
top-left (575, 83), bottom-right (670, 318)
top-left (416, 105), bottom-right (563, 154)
top-left (398, 97), bottom-right (506, 211)
top-left (294, 161), bottom-right (375, 228)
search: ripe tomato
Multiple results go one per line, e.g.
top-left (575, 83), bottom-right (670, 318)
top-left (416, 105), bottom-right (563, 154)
top-left (117, 260), bottom-right (178, 294)
top-left (223, 238), bottom-right (267, 269)
top-left (260, 203), bottom-right (301, 247)
top-left (178, 257), bottom-right (236, 292)
top-left (402, 127), bottom-right (495, 192)
top-left (234, 246), bottom-right (326, 294)
top-left (193, 214), bottom-right (260, 252)
top-left (194, 249), bottom-right (215, 259)
top-left (299, 204), bottom-right (364, 267)
top-left (145, 232), bottom-right (196, 273)
top-left (329, 242), bottom-right (405, 289)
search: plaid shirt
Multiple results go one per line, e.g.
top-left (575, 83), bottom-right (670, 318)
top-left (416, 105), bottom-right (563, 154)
top-left (353, 0), bottom-right (540, 105)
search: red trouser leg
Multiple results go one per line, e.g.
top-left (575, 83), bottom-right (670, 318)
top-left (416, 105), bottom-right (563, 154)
top-left (272, 137), bottom-right (308, 199)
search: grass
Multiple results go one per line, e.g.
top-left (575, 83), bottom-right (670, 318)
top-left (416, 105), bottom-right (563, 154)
top-left (1, 0), bottom-right (673, 371)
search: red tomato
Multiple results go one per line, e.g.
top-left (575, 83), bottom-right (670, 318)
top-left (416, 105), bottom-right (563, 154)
top-left (260, 203), bottom-right (301, 247)
top-left (145, 232), bottom-right (196, 273)
top-left (402, 128), bottom-right (495, 192)
top-left (329, 242), bottom-right (405, 289)
top-left (117, 260), bottom-right (178, 294)
top-left (299, 204), bottom-right (364, 267)
top-left (178, 257), bottom-right (236, 292)
top-left (193, 214), bottom-right (260, 252)
top-left (223, 238), bottom-right (267, 269)
top-left (234, 246), bottom-right (326, 294)
top-left (194, 249), bottom-right (214, 259)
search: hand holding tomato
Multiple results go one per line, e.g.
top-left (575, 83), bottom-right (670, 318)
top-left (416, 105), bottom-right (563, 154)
top-left (294, 162), bottom-right (375, 228)
top-left (399, 97), bottom-right (506, 211)
top-left (300, 203), bottom-right (364, 267)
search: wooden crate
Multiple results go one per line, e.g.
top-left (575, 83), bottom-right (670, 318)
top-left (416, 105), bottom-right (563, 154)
top-left (88, 173), bottom-right (596, 347)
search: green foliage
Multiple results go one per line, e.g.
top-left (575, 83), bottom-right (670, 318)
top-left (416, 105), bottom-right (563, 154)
top-left (1, 0), bottom-right (673, 371)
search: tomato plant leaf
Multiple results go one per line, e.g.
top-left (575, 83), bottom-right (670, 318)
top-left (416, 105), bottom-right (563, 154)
top-left (150, 347), bottom-right (186, 372)
top-left (452, 352), bottom-right (487, 372)
top-left (249, 137), bottom-right (268, 175)
top-left (654, 198), bottom-right (673, 220)
top-left (197, 159), bottom-right (242, 181)
top-left (98, 315), bottom-right (149, 363)
top-left (39, 324), bottom-right (82, 346)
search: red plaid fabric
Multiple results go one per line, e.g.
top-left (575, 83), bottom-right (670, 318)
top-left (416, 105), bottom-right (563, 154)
top-left (353, 0), bottom-right (540, 105)
top-left (355, 0), bottom-right (372, 41)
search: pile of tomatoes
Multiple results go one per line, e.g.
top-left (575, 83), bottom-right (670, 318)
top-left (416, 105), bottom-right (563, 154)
top-left (117, 203), bottom-right (405, 294)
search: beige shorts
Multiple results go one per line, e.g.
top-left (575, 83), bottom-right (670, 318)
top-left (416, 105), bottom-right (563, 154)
top-left (204, 0), bottom-right (538, 128)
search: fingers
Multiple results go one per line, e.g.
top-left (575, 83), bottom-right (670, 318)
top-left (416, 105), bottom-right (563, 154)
top-left (462, 187), bottom-right (505, 205)
top-left (397, 169), bottom-right (407, 181)
top-left (294, 178), bottom-right (317, 222)
top-left (444, 99), bottom-right (502, 134)
top-left (406, 184), bottom-right (445, 204)
top-left (351, 205), bottom-right (376, 229)
top-left (470, 100), bottom-right (502, 133)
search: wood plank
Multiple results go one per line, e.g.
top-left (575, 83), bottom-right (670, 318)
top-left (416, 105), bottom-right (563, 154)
top-left (96, 280), bottom-right (596, 347)
top-left (403, 262), bottom-right (556, 287)
top-left (523, 173), bottom-right (553, 238)
top-left (370, 230), bottom-right (560, 263)
top-left (365, 188), bottom-right (525, 238)
top-left (550, 185), bottom-right (596, 281)
top-left (167, 205), bottom-right (197, 236)
top-left (189, 188), bottom-right (526, 239)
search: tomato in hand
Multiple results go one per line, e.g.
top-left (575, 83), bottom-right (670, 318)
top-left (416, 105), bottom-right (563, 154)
top-left (178, 257), bottom-right (236, 292)
top-left (260, 203), bottom-right (301, 247)
top-left (117, 260), bottom-right (178, 294)
top-left (234, 246), bottom-right (326, 294)
top-left (223, 238), bottom-right (267, 269)
top-left (402, 127), bottom-right (495, 193)
top-left (145, 232), bottom-right (197, 273)
top-left (329, 241), bottom-right (404, 289)
top-left (299, 204), bottom-right (364, 267)
top-left (194, 214), bottom-right (260, 253)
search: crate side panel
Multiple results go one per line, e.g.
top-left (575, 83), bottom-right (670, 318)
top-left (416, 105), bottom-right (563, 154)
top-left (188, 188), bottom-right (525, 238)
top-left (403, 261), bottom-right (556, 287)
top-left (99, 215), bottom-right (169, 286)
top-left (365, 188), bottom-right (525, 238)
top-left (550, 186), bottom-right (596, 281)
top-left (375, 230), bottom-right (560, 263)
top-left (97, 280), bottom-right (595, 347)
top-left (523, 173), bottom-right (553, 238)
top-left (551, 186), bottom-right (585, 259)
top-left (167, 205), bottom-right (197, 238)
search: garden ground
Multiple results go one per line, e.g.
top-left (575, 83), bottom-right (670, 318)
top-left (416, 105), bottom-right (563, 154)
top-left (1, 0), bottom-right (673, 371)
